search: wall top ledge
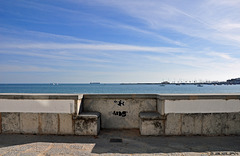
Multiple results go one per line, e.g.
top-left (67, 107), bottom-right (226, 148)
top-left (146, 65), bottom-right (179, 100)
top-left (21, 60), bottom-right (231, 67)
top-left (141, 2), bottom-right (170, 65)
top-left (1, 93), bottom-right (240, 100)
top-left (83, 94), bottom-right (240, 100)
top-left (158, 94), bottom-right (240, 100)
top-left (83, 94), bottom-right (158, 99)
top-left (0, 93), bottom-right (82, 100)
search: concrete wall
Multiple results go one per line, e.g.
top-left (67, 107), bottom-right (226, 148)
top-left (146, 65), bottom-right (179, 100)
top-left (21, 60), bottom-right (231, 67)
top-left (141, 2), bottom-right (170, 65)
top-left (0, 94), bottom-right (82, 114)
top-left (165, 113), bottom-right (240, 136)
top-left (159, 94), bottom-right (240, 114)
top-left (165, 100), bottom-right (240, 113)
top-left (0, 94), bottom-right (240, 136)
top-left (0, 99), bottom-right (75, 113)
top-left (83, 94), bottom-right (157, 128)
top-left (0, 112), bottom-right (74, 135)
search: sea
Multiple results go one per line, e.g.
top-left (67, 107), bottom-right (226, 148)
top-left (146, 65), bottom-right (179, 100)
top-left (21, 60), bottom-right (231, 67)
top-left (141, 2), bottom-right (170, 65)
top-left (0, 84), bottom-right (240, 94)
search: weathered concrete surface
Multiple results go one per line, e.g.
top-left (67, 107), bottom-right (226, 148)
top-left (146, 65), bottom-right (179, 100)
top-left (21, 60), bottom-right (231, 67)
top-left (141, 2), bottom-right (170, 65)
top-left (40, 113), bottom-right (58, 134)
top-left (182, 114), bottom-right (202, 135)
top-left (140, 120), bottom-right (165, 135)
top-left (0, 130), bottom-right (240, 155)
top-left (20, 113), bottom-right (38, 134)
top-left (1, 113), bottom-right (20, 133)
top-left (0, 93), bottom-right (81, 100)
top-left (83, 98), bottom-right (156, 129)
top-left (0, 94), bottom-right (239, 136)
top-left (157, 99), bottom-right (165, 115)
top-left (165, 113), bottom-right (240, 136)
top-left (165, 99), bottom-right (240, 113)
top-left (139, 111), bottom-right (164, 120)
top-left (139, 112), bottom-right (165, 135)
top-left (226, 113), bottom-right (240, 135)
top-left (75, 112), bottom-right (100, 135)
top-left (59, 114), bottom-right (74, 135)
top-left (165, 113), bottom-right (182, 135)
top-left (202, 113), bottom-right (223, 135)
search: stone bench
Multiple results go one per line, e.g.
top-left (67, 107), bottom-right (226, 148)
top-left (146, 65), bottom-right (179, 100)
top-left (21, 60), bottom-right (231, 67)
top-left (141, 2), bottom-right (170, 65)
top-left (139, 111), bottom-right (166, 135)
top-left (73, 112), bottom-right (101, 136)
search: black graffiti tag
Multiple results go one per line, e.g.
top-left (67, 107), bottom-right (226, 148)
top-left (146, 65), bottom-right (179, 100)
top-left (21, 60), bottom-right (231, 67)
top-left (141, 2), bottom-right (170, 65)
top-left (112, 100), bottom-right (127, 117)
top-left (112, 111), bottom-right (128, 117)
top-left (114, 100), bottom-right (125, 106)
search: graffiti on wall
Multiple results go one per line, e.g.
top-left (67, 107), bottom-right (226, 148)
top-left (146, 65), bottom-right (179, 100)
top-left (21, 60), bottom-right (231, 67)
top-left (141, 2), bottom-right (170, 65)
top-left (114, 100), bottom-right (125, 106)
top-left (112, 100), bottom-right (128, 117)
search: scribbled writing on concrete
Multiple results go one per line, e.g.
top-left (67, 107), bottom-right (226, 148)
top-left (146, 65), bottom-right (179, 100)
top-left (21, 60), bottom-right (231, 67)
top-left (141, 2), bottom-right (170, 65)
top-left (112, 111), bottom-right (128, 117)
top-left (112, 100), bottom-right (127, 117)
top-left (114, 100), bottom-right (125, 106)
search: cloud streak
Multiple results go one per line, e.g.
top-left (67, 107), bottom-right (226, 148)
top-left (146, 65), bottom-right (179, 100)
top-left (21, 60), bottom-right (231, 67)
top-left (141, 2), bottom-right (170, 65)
top-left (0, 42), bottom-right (185, 53)
top-left (91, 0), bottom-right (240, 47)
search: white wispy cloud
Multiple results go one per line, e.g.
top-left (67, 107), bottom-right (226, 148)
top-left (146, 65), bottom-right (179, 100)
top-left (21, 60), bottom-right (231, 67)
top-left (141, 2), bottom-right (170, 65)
top-left (207, 52), bottom-right (233, 60)
top-left (1, 27), bottom-right (238, 75)
top-left (0, 65), bottom-right (59, 72)
top-left (109, 23), bottom-right (186, 46)
top-left (207, 0), bottom-right (240, 7)
top-left (0, 42), bottom-right (185, 53)
top-left (91, 0), bottom-right (240, 47)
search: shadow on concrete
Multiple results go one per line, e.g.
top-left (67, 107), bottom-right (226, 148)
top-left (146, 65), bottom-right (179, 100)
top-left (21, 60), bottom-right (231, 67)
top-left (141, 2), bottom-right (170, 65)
top-left (0, 130), bottom-right (240, 155)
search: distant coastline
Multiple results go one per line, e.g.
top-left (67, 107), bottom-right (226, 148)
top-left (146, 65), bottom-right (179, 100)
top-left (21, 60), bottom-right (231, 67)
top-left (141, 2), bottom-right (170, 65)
top-left (120, 77), bottom-right (240, 85)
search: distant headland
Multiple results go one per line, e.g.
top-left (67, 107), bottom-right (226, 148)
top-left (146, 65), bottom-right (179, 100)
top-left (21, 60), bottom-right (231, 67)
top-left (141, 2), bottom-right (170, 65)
top-left (120, 77), bottom-right (240, 85)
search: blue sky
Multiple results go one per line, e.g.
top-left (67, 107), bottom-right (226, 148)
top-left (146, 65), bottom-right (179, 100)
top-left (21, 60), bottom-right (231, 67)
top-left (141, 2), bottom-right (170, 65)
top-left (0, 0), bottom-right (240, 83)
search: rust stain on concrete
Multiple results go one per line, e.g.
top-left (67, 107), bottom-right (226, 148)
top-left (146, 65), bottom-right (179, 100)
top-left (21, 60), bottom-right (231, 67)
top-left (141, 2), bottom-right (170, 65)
top-left (58, 114), bottom-right (60, 134)
top-left (189, 96), bottom-right (198, 100)
top-left (38, 114), bottom-right (42, 134)
top-left (225, 95), bottom-right (238, 100)
top-left (72, 115), bottom-right (75, 135)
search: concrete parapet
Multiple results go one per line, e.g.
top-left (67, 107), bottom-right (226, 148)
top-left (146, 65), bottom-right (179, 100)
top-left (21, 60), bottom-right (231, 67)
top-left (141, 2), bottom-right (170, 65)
top-left (165, 112), bottom-right (240, 136)
top-left (1, 113), bottom-right (20, 133)
top-left (59, 114), bottom-right (74, 135)
top-left (0, 94), bottom-right (83, 115)
top-left (20, 113), bottom-right (38, 134)
top-left (74, 112), bottom-right (101, 135)
top-left (223, 113), bottom-right (240, 135)
top-left (182, 114), bottom-right (202, 135)
top-left (39, 113), bottom-right (58, 134)
top-left (0, 94), bottom-right (240, 136)
top-left (165, 113), bottom-right (182, 135)
top-left (165, 99), bottom-right (240, 114)
top-left (83, 98), bottom-right (156, 129)
top-left (202, 113), bottom-right (222, 135)
top-left (157, 99), bottom-right (165, 115)
top-left (139, 112), bottom-right (165, 135)
top-left (0, 113), bottom-right (76, 135)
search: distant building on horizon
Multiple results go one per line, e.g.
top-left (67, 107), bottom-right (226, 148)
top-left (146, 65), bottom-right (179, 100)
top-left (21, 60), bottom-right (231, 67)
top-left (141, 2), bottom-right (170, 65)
top-left (226, 78), bottom-right (240, 84)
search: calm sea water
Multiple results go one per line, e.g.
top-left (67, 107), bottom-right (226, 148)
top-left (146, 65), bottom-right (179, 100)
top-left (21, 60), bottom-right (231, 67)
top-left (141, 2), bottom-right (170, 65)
top-left (0, 84), bottom-right (240, 94)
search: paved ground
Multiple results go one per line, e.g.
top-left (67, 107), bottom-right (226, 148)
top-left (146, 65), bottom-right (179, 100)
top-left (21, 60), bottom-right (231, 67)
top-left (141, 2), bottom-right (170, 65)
top-left (0, 130), bottom-right (240, 156)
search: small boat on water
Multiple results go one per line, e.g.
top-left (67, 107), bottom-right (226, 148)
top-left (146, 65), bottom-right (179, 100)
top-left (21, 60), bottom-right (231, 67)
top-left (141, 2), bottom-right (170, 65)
top-left (51, 83), bottom-right (58, 85)
top-left (197, 84), bottom-right (203, 87)
top-left (90, 82), bottom-right (100, 84)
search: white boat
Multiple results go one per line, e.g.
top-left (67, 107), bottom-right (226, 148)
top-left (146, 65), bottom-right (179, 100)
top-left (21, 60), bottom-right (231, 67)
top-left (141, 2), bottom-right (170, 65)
top-left (90, 82), bottom-right (100, 84)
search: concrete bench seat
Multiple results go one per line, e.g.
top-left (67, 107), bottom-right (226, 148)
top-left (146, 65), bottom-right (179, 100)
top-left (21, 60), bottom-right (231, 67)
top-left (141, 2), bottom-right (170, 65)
top-left (139, 111), bottom-right (166, 136)
top-left (139, 111), bottom-right (165, 120)
top-left (74, 112), bottom-right (101, 136)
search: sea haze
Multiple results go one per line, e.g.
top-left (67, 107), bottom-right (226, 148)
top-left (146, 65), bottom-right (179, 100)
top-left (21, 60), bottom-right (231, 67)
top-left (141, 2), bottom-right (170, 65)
top-left (0, 84), bottom-right (240, 94)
